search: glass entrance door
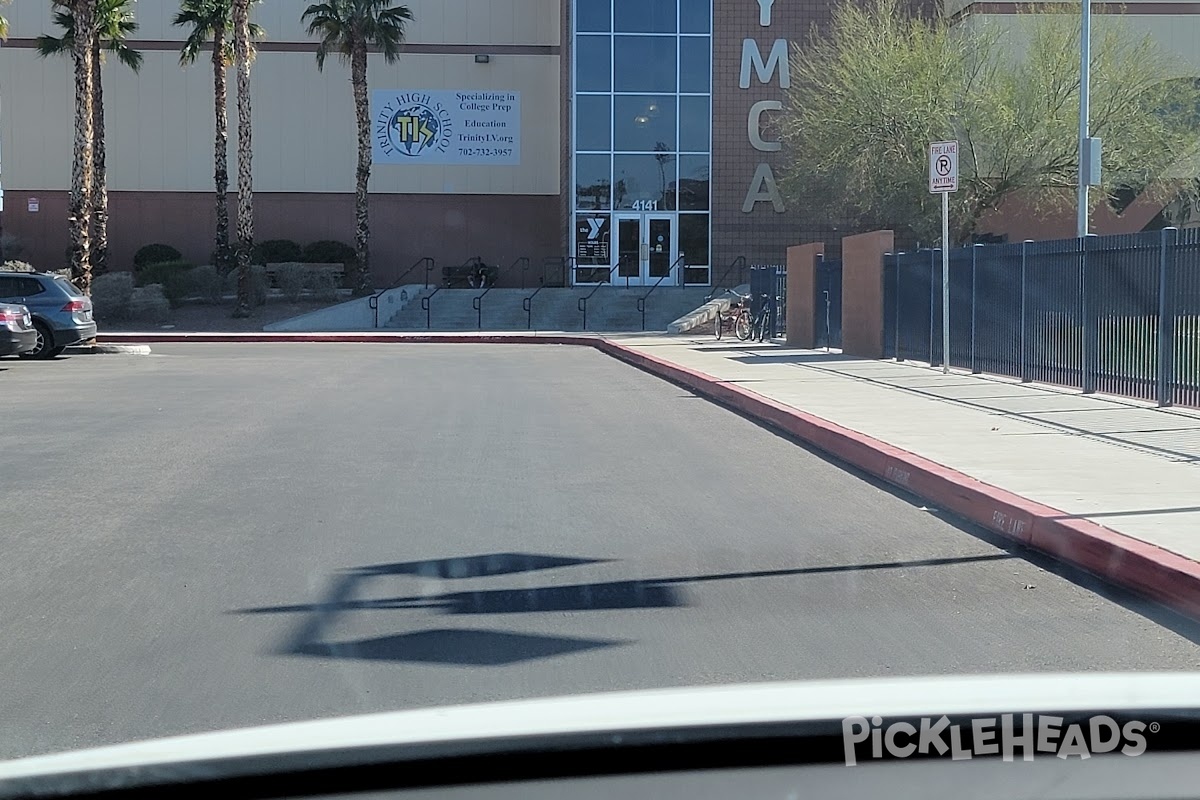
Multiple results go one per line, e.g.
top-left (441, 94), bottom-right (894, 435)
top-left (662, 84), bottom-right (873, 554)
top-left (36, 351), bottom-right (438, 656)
top-left (612, 214), bottom-right (677, 286)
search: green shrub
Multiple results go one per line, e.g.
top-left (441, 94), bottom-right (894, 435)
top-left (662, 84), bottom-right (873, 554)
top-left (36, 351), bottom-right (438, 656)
top-left (2, 260), bottom-right (36, 273)
top-left (133, 243), bottom-right (184, 271)
top-left (253, 239), bottom-right (303, 265)
top-left (276, 263), bottom-right (306, 302)
top-left (136, 260), bottom-right (195, 308)
top-left (306, 269), bottom-right (340, 303)
top-left (189, 264), bottom-right (225, 304)
top-left (91, 272), bottom-right (135, 322)
top-left (130, 284), bottom-right (171, 324)
top-left (302, 240), bottom-right (356, 265)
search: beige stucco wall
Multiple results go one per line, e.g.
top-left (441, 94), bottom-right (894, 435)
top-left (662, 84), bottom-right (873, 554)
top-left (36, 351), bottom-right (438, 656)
top-left (0, 0), bottom-right (561, 195)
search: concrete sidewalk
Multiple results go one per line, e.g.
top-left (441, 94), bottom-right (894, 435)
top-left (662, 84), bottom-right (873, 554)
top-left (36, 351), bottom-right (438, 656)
top-left (609, 334), bottom-right (1200, 561)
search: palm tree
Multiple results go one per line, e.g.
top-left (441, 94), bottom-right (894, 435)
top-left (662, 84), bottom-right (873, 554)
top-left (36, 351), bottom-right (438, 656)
top-left (38, 0), bottom-right (142, 281)
top-left (302, 0), bottom-right (413, 296)
top-left (230, 0), bottom-right (256, 316)
top-left (173, 0), bottom-right (263, 276)
top-left (0, 1), bottom-right (10, 40)
top-left (42, 2), bottom-right (97, 293)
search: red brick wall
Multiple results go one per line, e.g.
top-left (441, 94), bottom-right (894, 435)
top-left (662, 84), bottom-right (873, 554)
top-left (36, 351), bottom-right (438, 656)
top-left (4, 190), bottom-right (561, 287)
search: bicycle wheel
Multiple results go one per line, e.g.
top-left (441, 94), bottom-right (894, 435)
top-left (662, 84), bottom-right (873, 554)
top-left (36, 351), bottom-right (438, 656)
top-left (735, 310), bottom-right (752, 340)
top-left (757, 312), bottom-right (769, 341)
top-left (714, 313), bottom-right (723, 339)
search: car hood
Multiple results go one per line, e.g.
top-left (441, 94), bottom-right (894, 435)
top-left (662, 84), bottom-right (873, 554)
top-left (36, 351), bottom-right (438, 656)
top-left (2, 672), bottom-right (1199, 794)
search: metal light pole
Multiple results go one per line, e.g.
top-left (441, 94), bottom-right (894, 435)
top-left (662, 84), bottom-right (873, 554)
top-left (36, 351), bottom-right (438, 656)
top-left (1077, 0), bottom-right (1092, 238)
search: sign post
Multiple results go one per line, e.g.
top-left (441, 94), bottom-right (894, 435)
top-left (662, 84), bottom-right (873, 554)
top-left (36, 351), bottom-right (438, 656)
top-left (929, 141), bottom-right (958, 374)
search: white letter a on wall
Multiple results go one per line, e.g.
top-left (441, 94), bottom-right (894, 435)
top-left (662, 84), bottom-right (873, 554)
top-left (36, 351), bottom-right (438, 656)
top-left (742, 163), bottom-right (785, 213)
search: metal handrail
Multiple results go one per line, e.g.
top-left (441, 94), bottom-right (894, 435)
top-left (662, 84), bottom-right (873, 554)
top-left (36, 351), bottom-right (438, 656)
top-left (473, 256), bottom-right (526, 329)
top-left (708, 255), bottom-right (747, 300)
top-left (424, 257), bottom-right (481, 329)
top-left (369, 256), bottom-right (434, 328)
top-left (637, 254), bottom-right (687, 331)
top-left (523, 257), bottom-right (574, 330)
top-left (577, 261), bottom-right (627, 331)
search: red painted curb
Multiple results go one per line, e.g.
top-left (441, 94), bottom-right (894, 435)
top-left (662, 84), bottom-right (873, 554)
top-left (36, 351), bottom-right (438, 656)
top-left (595, 340), bottom-right (1200, 621)
top-left (96, 331), bottom-right (1200, 620)
top-left (97, 332), bottom-right (591, 345)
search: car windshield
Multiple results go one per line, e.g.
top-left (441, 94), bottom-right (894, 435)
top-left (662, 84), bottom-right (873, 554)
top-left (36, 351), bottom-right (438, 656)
top-left (4, 0), bottom-right (1200, 778)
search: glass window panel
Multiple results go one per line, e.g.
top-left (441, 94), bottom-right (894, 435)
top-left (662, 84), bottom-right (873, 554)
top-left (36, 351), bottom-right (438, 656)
top-left (614, 0), bottom-right (676, 33)
top-left (576, 0), bottom-right (611, 32)
top-left (613, 154), bottom-right (676, 210)
top-left (613, 36), bottom-right (676, 93)
top-left (679, 37), bottom-right (710, 93)
top-left (575, 36), bottom-right (611, 92)
top-left (677, 155), bottom-right (709, 210)
top-left (575, 95), bottom-right (611, 151)
top-left (613, 95), bottom-right (676, 151)
top-left (575, 154), bottom-right (612, 210)
top-left (678, 96), bottom-right (709, 153)
top-left (680, 0), bottom-right (711, 33)
top-left (678, 213), bottom-right (709, 268)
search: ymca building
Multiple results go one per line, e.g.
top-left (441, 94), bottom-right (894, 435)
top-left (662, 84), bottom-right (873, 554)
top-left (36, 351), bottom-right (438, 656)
top-left (1, 0), bottom-right (1194, 286)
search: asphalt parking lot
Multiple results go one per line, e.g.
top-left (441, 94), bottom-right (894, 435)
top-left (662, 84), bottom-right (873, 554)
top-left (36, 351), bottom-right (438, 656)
top-left (3, 343), bottom-right (1200, 760)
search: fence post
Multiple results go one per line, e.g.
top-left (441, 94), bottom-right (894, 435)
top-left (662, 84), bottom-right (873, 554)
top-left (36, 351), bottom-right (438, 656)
top-left (971, 243), bottom-right (982, 373)
top-left (929, 248), bottom-right (938, 366)
top-left (1157, 227), bottom-right (1178, 408)
top-left (1020, 240), bottom-right (1032, 383)
top-left (1081, 234), bottom-right (1099, 394)
top-left (894, 252), bottom-right (903, 362)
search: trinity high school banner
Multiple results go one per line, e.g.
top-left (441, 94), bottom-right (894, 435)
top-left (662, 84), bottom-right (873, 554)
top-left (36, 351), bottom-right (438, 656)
top-left (372, 90), bottom-right (521, 166)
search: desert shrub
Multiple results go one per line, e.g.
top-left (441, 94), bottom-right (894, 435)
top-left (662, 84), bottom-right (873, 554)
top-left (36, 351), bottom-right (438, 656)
top-left (130, 284), bottom-right (171, 324)
top-left (253, 239), bottom-right (303, 265)
top-left (2, 260), bottom-right (36, 273)
top-left (0, 234), bottom-right (27, 261)
top-left (136, 261), bottom-right (195, 308)
top-left (90, 272), bottom-right (135, 322)
top-left (276, 263), bottom-right (306, 302)
top-left (220, 265), bottom-right (270, 305)
top-left (133, 243), bottom-right (184, 271)
top-left (306, 269), bottom-right (340, 303)
top-left (301, 240), bottom-right (355, 265)
top-left (189, 265), bottom-right (225, 304)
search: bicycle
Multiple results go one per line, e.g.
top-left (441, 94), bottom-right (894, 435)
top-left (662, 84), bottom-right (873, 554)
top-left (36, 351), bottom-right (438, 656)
top-left (713, 292), bottom-right (752, 340)
top-left (750, 293), bottom-right (774, 342)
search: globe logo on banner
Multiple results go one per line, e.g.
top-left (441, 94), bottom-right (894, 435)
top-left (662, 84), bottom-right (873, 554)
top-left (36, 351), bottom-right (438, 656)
top-left (374, 92), bottom-right (454, 161)
top-left (387, 103), bottom-right (444, 157)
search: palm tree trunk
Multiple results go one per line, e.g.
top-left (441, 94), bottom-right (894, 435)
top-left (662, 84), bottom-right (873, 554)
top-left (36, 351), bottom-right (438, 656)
top-left (213, 22), bottom-right (231, 274)
top-left (90, 41), bottom-right (108, 277)
top-left (232, 0), bottom-right (253, 317)
top-left (351, 42), bottom-right (372, 296)
top-left (69, 0), bottom-right (96, 295)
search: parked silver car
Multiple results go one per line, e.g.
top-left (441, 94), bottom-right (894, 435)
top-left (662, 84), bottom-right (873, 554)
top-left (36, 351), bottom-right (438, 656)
top-left (0, 303), bottom-right (37, 356)
top-left (0, 271), bottom-right (97, 359)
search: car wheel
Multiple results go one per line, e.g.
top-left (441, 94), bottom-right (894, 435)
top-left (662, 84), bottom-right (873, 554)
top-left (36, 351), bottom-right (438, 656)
top-left (18, 322), bottom-right (57, 360)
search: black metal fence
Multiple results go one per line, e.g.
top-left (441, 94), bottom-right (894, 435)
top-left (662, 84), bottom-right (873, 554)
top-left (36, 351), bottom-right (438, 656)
top-left (816, 256), bottom-right (843, 349)
top-left (749, 265), bottom-right (787, 338)
top-left (883, 228), bottom-right (1200, 408)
